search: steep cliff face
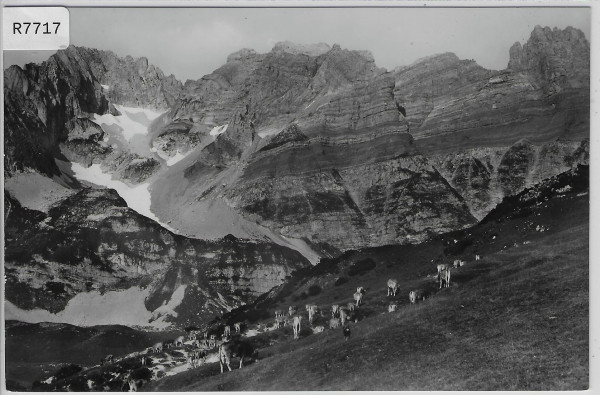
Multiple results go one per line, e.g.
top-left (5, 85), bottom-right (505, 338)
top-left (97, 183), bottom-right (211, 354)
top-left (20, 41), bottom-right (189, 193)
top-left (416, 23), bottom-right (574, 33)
top-left (4, 46), bottom-right (182, 181)
top-left (399, 26), bottom-right (590, 219)
top-left (153, 27), bottom-right (588, 248)
top-left (4, 189), bottom-right (309, 326)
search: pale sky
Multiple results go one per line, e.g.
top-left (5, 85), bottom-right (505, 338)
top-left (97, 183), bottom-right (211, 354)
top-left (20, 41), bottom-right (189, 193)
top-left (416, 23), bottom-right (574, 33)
top-left (3, 7), bottom-right (591, 82)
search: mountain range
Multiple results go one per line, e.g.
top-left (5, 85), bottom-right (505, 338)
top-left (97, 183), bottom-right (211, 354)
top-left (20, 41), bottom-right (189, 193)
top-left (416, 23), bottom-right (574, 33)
top-left (3, 25), bottom-right (589, 328)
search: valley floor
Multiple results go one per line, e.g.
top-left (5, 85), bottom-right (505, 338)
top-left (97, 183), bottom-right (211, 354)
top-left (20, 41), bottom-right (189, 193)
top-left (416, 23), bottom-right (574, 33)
top-left (147, 193), bottom-right (588, 391)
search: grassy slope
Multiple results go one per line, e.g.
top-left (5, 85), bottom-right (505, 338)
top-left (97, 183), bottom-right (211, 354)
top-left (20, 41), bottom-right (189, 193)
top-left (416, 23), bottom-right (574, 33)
top-left (149, 192), bottom-right (588, 391)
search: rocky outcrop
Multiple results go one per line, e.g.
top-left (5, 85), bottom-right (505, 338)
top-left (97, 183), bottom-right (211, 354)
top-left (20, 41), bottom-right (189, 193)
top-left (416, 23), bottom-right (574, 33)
top-left (3, 46), bottom-right (183, 179)
top-left (4, 189), bottom-right (310, 325)
top-left (432, 139), bottom-right (589, 219)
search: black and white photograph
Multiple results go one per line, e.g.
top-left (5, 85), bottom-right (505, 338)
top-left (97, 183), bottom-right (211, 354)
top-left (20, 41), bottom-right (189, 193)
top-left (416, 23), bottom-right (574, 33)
top-left (2, 3), bottom-right (592, 391)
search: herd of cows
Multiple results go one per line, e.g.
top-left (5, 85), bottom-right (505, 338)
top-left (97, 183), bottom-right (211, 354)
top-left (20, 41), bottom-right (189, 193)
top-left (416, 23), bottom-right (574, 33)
top-left (88, 254), bottom-right (481, 391)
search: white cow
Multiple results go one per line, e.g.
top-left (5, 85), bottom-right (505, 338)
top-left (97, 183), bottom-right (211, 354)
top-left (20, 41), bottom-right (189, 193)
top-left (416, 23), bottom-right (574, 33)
top-left (234, 322), bottom-right (241, 333)
top-left (340, 307), bottom-right (354, 326)
top-left (223, 326), bottom-right (231, 337)
top-left (288, 306), bottom-right (297, 316)
top-left (354, 290), bottom-right (364, 307)
top-left (453, 260), bottom-right (461, 268)
top-left (306, 304), bottom-right (319, 324)
top-left (312, 325), bottom-right (325, 334)
top-left (439, 268), bottom-right (451, 288)
top-left (174, 336), bottom-right (185, 347)
top-left (347, 302), bottom-right (356, 311)
top-left (293, 316), bottom-right (302, 339)
top-left (387, 279), bottom-right (399, 296)
top-left (475, 254), bottom-right (481, 260)
top-left (275, 310), bottom-right (284, 319)
top-left (152, 342), bottom-right (163, 353)
top-left (388, 304), bottom-right (397, 312)
top-left (409, 290), bottom-right (417, 304)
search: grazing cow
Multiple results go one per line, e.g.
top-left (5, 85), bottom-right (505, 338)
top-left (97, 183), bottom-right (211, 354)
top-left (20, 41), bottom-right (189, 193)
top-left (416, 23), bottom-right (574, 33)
top-left (306, 304), bottom-right (319, 324)
top-left (203, 332), bottom-right (208, 339)
top-left (388, 304), bottom-right (397, 313)
top-left (219, 339), bottom-right (256, 373)
top-left (347, 302), bottom-right (356, 311)
top-left (475, 254), bottom-right (481, 260)
top-left (234, 322), bottom-right (241, 333)
top-left (387, 279), bottom-right (399, 296)
top-left (275, 310), bottom-right (284, 319)
top-left (208, 338), bottom-right (217, 348)
top-left (331, 304), bottom-right (340, 318)
top-left (224, 325), bottom-right (231, 337)
top-left (152, 342), bottom-right (163, 353)
top-left (312, 325), bottom-right (325, 334)
top-left (288, 305), bottom-right (297, 316)
top-left (174, 335), bottom-right (185, 347)
top-left (329, 317), bottom-right (341, 329)
top-left (439, 268), bottom-right (451, 288)
top-left (100, 354), bottom-right (114, 366)
top-left (210, 334), bottom-right (216, 340)
top-left (409, 290), bottom-right (417, 304)
top-left (453, 260), bottom-right (460, 268)
top-left (293, 316), bottom-right (302, 340)
top-left (140, 356), bottom-right (148, 366)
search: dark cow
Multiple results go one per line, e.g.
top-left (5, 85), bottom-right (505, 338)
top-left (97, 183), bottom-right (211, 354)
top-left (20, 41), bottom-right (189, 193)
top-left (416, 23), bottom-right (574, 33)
top-left (219, 340), bottom-right (257, 373)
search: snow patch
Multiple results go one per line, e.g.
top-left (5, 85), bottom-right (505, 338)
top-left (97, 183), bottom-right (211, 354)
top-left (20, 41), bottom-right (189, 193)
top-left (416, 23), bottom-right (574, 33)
top-left (70, 163), bottom-right (177, 233)
top-left (4, 287), bottom-right (173, 328)
top-left (93, 104), bottom-right (165, 142)
top-left (151, 285), bottom-right (187, 323)
top-left (101, 84), bottom-right (109, 90)
top-left (209, 124), bottom-right (229, 136)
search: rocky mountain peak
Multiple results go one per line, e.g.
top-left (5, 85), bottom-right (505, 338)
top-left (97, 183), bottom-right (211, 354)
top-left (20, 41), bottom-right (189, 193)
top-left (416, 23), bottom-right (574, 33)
top-left (507, 25), bottom-right (589, 91)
